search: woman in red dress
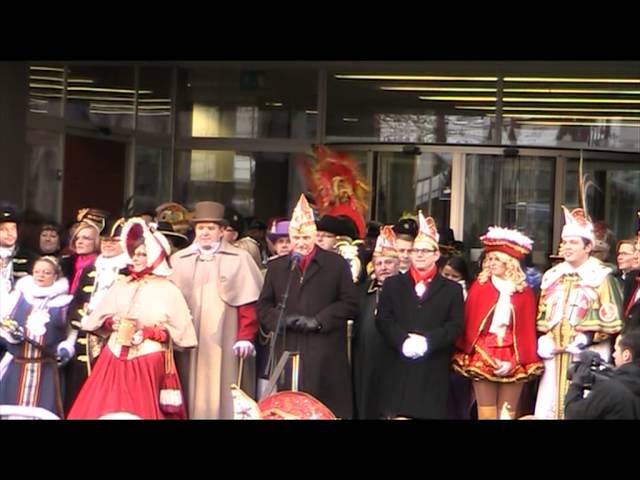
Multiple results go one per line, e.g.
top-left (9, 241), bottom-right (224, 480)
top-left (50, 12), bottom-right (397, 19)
top-left (67, 218), bottom-right (197, 419)
top-left (452, 227), bottom-right (543, 419)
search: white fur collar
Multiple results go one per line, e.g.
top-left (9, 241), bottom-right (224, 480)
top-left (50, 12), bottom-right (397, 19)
top-left (94, 253), bottom-right (129, 271)
top-left (541, 257), bottom-right (611, 290)
top-left (14, 276), bottom-right (73, 308)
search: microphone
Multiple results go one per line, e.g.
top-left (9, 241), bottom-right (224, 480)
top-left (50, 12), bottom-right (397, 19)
top-left (289, 252), bottom-right (303, 271)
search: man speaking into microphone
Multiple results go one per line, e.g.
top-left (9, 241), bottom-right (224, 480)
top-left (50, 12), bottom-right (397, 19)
top-left (258, 194), bottom-right (359, 418)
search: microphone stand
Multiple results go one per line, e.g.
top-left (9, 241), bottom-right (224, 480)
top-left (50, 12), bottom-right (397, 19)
top-left (265, 255), bottom-right (299, 382)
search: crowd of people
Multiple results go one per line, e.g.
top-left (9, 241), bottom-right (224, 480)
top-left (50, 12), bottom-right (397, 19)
top-left (1, 147), bottom-right (639, 420)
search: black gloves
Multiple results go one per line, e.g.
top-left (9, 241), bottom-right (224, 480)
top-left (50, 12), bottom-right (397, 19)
top-left (570, 363), bottom-right (595, 388)
top-left (284, 315), bottom-right (322, 333)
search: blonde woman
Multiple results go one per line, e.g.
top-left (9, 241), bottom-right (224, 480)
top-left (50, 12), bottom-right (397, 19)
top-left (452, 227), bottom-right (542, 419)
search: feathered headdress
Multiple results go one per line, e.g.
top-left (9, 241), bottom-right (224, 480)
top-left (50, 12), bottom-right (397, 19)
top-left (561, 150), bottom-right (595, 243)
top-left (481, 226), bottom-right (533, 260)
top-left (298, 145), bottom-right (369, 239)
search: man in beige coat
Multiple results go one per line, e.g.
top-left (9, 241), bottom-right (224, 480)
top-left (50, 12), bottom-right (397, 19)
top-left (170, 201), bottom-right (264, 419)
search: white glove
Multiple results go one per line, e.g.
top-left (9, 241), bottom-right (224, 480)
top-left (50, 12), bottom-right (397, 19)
top-left (565, 333), bottom-right (589, 355)
top-left (494, 360), bottom-right (513, 377)
top-left (56, 339), bottom-right (76, 359)
top-left (233, 340), bottom-right (255, 359)
top-left (401, 334), bottom-right (428, 359)
top-left (401, 339), bottom-right (421, 359)
top-left (409, 333), bottom-right (428, 356)
top-left (537, 335), bottom-right (556, 360)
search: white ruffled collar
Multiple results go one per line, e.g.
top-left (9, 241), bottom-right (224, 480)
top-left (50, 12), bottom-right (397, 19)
top-left (14, 276), bottom-right (72, 307)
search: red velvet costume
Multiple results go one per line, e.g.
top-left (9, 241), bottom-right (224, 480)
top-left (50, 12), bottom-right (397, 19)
top-left (453, 280), bottom-right (543, 383)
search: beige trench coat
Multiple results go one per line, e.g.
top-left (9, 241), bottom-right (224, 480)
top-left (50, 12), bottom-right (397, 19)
top-left (170, 242), bottom-right (263, 419)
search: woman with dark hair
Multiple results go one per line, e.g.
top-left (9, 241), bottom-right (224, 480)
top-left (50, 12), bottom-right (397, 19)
top-left (67, 218), bottom-right (197, 419)
top-left (38, 223), bottom-right (62, 257)
top-left (440, 255), bottom-right (473, 300)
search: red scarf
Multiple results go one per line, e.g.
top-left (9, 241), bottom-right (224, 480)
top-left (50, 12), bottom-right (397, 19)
top-left (298, 247), bottom-right (317, 273)
top-left (128, 266), bottom-right (154, 281)
top-left (409, 265), bottom-right (437, 286)
top-left (71, 254), bottom-right (97, 294)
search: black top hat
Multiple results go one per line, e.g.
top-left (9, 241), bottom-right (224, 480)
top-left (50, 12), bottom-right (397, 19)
top-left (224, 207), bottom-right (246, 237)
top-left (102, 217), bottom-right (126, 239)
top-left (317, 215), bottom-right (358, 240)
top-left (366, 221), bottom-right (382, 239)
top-left (393, 218), bottom-right (418, 239)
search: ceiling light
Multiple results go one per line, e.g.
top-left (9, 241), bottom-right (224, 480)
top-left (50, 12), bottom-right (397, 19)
top-left (420, 96), bottom-right (496, 102)
top-left (456, 106), bottom-right (640, 113)
top-left (421, 95), bottom-right (640, 104)
top-left (504, 88), bottom-right (640, 95)
top-left (336, 74), bottom-right (497, 81)
top-left (67, 95), bottom-right (135, 102)
top-left (89, 109), bottom-right (134, 115)
top-left (520, 120), bottom-right (640, 127)
top-left (381, 86), bottom-right (496, 92)
top-left (504, 96), bottom-right (640, 104)
top-left (29, 66), bottom-right (64, 72)
top-left (504, 77), bottom-right (640, 84)
top-left (29, 75), bottom-right (63, 82)
top-left (67, 86), bottom-right (152, 94)
top-left (29, 83), bottom-right (64, 90)
top-left (499, 113), bottom-right (640, 120)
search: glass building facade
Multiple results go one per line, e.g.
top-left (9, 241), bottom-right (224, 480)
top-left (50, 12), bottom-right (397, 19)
top-left (20, 61), bottom-right (640, 268)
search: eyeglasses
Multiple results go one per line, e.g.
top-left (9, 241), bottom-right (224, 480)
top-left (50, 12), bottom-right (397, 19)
top-left (412, 248), bottom-right (437, 255)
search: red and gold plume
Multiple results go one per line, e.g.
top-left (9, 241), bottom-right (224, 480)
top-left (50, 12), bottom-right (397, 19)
top-left (299, 145), bottom-right (369, 239)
